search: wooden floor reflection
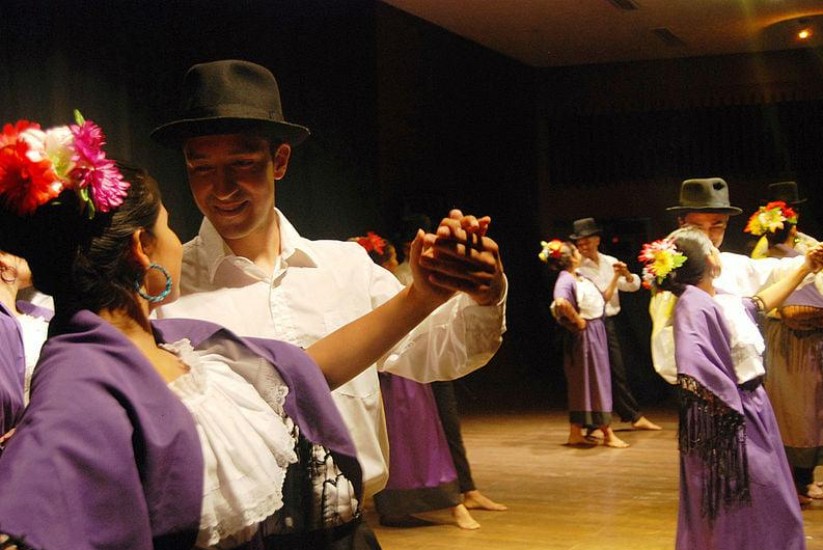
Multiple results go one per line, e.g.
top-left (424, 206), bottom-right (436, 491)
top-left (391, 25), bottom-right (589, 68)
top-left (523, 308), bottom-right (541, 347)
top-left (365, 408), bottom-right (823, 549)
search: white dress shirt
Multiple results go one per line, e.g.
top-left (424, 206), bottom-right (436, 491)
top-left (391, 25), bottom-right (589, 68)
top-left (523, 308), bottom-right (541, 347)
top-left (578, 252), bottom-right (640, 317)
top-left (156, 209), bottom-right (507, 497)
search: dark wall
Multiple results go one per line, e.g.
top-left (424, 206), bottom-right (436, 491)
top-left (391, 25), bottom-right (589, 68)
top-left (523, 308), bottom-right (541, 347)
top-left (374, 5), bottom-right (546, 411)
top-left (0, 0), bottom-right (380, 242)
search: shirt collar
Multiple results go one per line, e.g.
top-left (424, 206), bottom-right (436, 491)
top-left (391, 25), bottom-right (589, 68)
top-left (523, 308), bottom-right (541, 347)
top-left (198, 208), bottom-right (322, 283)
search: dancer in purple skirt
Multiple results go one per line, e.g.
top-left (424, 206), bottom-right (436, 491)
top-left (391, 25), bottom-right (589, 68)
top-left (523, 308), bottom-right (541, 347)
top-left (640, 226), bottom-right (823, 550)
top-left (542, 239), bottom-right (628, 448)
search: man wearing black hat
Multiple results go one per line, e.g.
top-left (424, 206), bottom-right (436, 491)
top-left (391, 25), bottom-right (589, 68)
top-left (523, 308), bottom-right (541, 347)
top-left (571, 218), bottom-right (661, 432)
top-left (651, 177), bottom-right (812, 381)
top-left (152, 60), bottom-right (507, 539)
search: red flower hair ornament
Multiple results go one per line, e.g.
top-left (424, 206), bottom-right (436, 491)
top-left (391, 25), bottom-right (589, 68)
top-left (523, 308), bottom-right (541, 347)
top-left (0, 110), bottom-right (129, 218)
top-left (354, 231), bottom-right (386, 255)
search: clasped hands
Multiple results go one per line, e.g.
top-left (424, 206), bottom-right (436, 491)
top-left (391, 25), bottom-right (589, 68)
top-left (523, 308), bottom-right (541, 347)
top-left (409, 209), bottom-right (505, 307)
top-left (805, 244), bottom-right (823, 273)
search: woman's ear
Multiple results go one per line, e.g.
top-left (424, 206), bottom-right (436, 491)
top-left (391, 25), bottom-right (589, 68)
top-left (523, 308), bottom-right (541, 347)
top-left (130, 229), bottom-right (154, 270)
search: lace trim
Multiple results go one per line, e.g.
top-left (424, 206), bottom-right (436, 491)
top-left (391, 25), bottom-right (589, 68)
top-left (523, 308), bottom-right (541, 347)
top-left (254, 362), bottom-right (290, 418)
top-left (678, 374), bottom-right (750, 522)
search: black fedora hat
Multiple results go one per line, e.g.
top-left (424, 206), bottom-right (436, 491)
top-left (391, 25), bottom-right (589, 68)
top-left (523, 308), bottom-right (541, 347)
top-left (151, 59), bottom-right (310, 147)
top-left (569, 218), bottom-right (602, 240)
top-left (764, 181), bottom-right (807, 205)
top-left (666, 177), bottom-right (742, 215)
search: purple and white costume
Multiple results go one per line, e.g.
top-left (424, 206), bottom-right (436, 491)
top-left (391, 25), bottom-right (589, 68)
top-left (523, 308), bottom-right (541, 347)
top-left (673, 286), bottom-right (805, 550)
top-left (0, 312), bottom-right (363, 550)
top-left (552, 270), bottom-right (612, 426)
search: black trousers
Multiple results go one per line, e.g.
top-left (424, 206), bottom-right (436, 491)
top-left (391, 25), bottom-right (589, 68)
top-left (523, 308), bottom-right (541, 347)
top-left (431, 380), bottom-right (475, 493)
top-left (604, 315), bottom-right (642, 423)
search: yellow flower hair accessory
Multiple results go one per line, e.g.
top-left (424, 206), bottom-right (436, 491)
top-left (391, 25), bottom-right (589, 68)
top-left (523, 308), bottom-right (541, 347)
top-left (638, 238), bottom-right (687, 287)
top-left (538, 239), bottom-right (564, 263)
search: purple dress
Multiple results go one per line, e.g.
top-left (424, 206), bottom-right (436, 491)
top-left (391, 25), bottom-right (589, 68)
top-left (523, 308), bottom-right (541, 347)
top-left (373, 373), bottom-right (460, 516)
top-left (553, 270), bottom-right (612, 426)
top-left (673, 286), bottom-right (805, 550)
top-left (0, 312), bottom-right (361, 550)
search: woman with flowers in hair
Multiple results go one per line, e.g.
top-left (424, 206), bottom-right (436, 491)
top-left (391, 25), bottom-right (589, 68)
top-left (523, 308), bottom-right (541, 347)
top-left (540, 239), bottom-right (628, 448)
top-left (640, 226), bottom-right (823, 550)
top-left (352, 231), bottom-right (480, 530)
top-left (745, 201), bottom-right (823, 503)
top-left (0, 114), bottom-right (468, 550)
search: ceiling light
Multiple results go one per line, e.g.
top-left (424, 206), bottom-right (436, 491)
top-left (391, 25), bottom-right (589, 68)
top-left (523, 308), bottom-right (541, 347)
top-left (797, 28), bottom-right (812, 40)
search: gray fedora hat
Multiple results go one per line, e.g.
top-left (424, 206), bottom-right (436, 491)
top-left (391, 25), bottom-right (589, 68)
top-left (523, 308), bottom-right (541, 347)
top-left (666, 177), bottom-right (742, 215)
top-left (151, 59), bottom-right (310, 147)
top-left (765, 181), bottom-right (806, 205)
top-left (569, 218), bottom-right (602, 240)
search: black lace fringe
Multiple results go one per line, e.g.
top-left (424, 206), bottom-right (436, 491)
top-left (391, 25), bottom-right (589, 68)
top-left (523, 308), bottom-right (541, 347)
top-left (678, 375), bottom-right (751, 523)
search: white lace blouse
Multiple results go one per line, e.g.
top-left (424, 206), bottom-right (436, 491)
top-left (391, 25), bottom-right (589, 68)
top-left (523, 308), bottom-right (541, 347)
top-left (164, 338), bottom-right (299, 548)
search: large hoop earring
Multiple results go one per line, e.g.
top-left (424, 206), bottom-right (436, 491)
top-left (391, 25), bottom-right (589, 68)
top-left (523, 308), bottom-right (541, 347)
top-left (134, 263), bottom-right (172, 303)
top-left (0, 265), bottom-right (18, 284)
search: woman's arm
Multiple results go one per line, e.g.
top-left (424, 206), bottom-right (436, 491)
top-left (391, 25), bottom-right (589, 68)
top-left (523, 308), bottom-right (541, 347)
top-left (601, 270), bottom-right (622, 303)
top-left (755, 245), bottom-right (823, 311)
top-left (552, 298), bottom-right (586, 332)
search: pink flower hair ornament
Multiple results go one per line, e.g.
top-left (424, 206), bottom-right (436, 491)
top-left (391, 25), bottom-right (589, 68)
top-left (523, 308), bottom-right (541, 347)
top-left (538, 239), bottom-right (564, 263)
top-left (355, 231), bottom-right (386, 255)
top-left (744, 200), bottom-right (798, 236)
top-left (638, 238), bottom-right (687, 287)
top-left (0, 110), bottom-right (129, 218)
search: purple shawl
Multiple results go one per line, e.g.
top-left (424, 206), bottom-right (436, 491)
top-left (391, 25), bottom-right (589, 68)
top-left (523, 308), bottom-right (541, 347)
top-left (0, 312), bottom-right (360, 550)
top-left (674, 286), bottom-right (742, 414)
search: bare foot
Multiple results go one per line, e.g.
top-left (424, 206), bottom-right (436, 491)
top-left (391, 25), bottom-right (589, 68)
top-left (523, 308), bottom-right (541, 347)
top-left (413, 504), bottom-right (480, 530)
top-left (463, 490), bottom-right (508, 511)
top-left (631, 416), bottom-right (662, 431)
top-left (604, 435), bottom-right (630, 448)
top-left (807, 483), bottom-right (823, 499)
top-left (452, 504), bottom-right (481, 529)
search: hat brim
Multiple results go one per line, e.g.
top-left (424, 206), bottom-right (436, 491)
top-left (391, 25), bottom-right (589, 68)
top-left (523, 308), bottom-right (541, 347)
top-left (569, 230), bottom-right (601, 240)
top-left (666, 205), bottom-right (743, 216)
top-left (151, 116), bottom-right (310, 148)
top-left (760, 198), bottom-right (807, 205)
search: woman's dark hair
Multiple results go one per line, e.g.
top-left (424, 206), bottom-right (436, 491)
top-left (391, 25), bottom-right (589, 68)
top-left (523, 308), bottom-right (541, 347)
top-left (545, 241), bottom-right (576, 272)
top-left (0, 162), bottom-right (162, 320)
top-left (368, 242), bottom-right (396, 267)
top-left (656, 227), bottom-right (714, 296)
top-left (764, 221), bottom-right (795, 249)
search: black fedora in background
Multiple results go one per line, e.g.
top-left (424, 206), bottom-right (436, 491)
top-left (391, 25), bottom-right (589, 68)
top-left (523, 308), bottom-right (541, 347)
top-left (764, 181), bottom-right (807, 205)
top-left (569, 218), bottom-right (602, 240)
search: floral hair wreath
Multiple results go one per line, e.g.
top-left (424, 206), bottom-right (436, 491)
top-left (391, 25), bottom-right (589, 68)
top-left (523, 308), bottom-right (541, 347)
top-left (0, 110), bottom-right (129, 218)
top-left (354, 231), bottom-right (386, 255)
top-left (638, 238), bottom-right (687, 287)
top-left (538, 239), bottom-right (564, 263)
top-left (744, 200), bottom-right (798, 236)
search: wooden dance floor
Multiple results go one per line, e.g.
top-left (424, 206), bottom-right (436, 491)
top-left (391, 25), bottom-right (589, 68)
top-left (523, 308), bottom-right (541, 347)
top-left (366, 408), bottom-right (823, 549)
